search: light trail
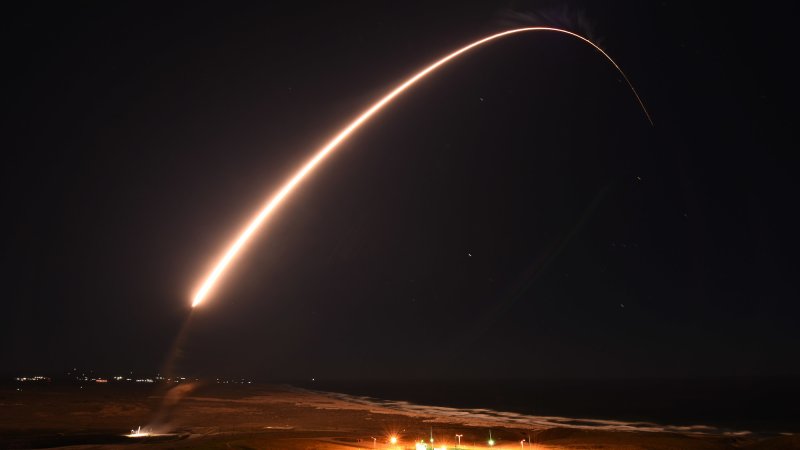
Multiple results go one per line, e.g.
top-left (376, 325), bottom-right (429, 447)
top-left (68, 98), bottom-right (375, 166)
top-left (191, 27), bottom-right (652, 307)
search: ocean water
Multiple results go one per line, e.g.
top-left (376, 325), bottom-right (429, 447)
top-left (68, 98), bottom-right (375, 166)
top-left (295, 377), bottom-right (800, 435)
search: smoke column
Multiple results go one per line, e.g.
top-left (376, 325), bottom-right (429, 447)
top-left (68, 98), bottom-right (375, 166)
top-left (191, 27), bottom-right (652, 307)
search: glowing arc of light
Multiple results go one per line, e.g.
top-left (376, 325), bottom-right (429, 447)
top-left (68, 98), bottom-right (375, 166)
top-left (191, 27), bottom-right (652, 307)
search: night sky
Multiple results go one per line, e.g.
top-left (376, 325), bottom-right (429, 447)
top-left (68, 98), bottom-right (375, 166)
top-left (3, 1), bottom-right (798, 381)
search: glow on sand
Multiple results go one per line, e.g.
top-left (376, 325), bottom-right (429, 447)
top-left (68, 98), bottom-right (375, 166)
top-left (125, 425), bottom-right (176, 439)
top-left (125, 426), bottom-right (154, 438)
top-left (191, 27), bottom-right (652, 307)
top-left (126, 426), bottom-right (149, 437)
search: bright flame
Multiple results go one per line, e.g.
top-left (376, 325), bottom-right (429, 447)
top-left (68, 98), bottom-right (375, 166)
top-left (126, 426), bottom-right (150, 438)
top-left (191, 27), bottom-right (651, 307)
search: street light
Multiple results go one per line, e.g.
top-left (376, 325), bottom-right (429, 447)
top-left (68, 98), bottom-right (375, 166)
top-left (488, 430), bottom-right (495, 447)
top-left (455, 434), bottom-right (462, 447)
top-left (520, 439), bottom-right (526, 449)
top-left (390, 435), bottom-right (398, 445)
top-left (371, 437), bottom-right (376, 449)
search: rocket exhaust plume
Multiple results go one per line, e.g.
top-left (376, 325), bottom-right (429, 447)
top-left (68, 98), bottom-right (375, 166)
top-left (191, 27), bottom-right (652, 307)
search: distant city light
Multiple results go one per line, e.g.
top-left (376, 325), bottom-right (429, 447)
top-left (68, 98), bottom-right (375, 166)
top-left (14, 376), bottom-right (51, 382)
top-left (18, 370), bottom-right (253, 388)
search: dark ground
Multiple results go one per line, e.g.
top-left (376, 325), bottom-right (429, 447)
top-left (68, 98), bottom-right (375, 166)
top-left (1, 383), bottom-right (798, 449)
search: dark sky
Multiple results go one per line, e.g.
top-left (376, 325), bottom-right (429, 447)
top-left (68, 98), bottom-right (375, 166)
top-left (3, 1), bottom-right (798, 381)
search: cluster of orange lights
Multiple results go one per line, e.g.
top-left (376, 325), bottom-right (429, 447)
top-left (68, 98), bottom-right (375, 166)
top-left (376, 432), bottom-right (508, 449)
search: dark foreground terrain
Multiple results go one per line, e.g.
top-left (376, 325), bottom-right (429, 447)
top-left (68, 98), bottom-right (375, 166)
top-left (1, 383), bottom-right (797, 449)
